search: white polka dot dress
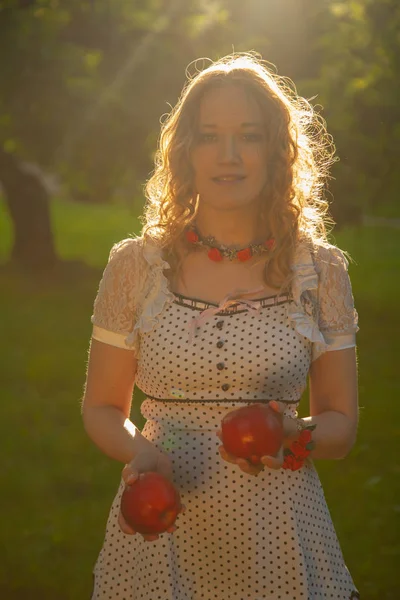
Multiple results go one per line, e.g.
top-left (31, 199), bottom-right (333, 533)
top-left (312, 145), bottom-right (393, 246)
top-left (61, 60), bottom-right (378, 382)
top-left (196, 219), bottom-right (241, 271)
top-left (91, 289), bottom-right (360, 600)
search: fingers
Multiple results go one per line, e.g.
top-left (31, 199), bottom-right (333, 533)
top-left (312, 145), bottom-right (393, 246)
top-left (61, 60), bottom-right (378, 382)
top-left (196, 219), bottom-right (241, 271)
top-left (236, 458), bottom-right (264, 477)
top-left (142, 533), bottom-right (160, 542)
top-left (122, 464), bottom-right (139, 486)
top-left (261, 446), bottom-right (284, 470)
top-left (118, 513), bottom-right (175, 542)
top-left (218, 444), bottom-right (238, 465)
top-left (268, 400), bottom-right (286, 415)
top-left (217, 432), bottom-right (238, 466)
top-left (119, 498), bottom-right (185, 541)
top-left (165, 501), bottom-right (187, 534)
top-left (118, 511), bottom-right (161, 542)
top-left (118, 510), bottom-right (136, 535)
top-left (157, 454), bottom-right (174, 481)
top-left (123, 451), bottom-right (174, 485)
top-left (217, 427), bottom-right (285, 473)
top-left (218, 443), bottom-right (264, 476)
top-left (120, 466), bottom-right (139, 536)
top-left (261, 455), bottom-right (282, 470)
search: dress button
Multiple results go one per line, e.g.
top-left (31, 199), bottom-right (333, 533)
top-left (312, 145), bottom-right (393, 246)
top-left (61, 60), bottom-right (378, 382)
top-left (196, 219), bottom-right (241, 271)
top-left (216, 340), bottom-right (224, 349)
top-left (221, 383), bottom-right (230, 391)
top-left (216, 362), bottom-right (225, 371)
top-left (216, 320), bottom-right (224, 330)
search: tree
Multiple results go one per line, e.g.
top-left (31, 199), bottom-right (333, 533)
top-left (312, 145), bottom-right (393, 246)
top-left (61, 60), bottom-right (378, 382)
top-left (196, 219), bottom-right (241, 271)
top-left (0, 0), bottom-right (198, 267)
top-left (2, 0), bottom-right (398, 269)
top-left (0, 0), bottom-right (101, 268)
top-left (301, 0), bottom-right (400, 223)
top-left (0, 146), bottom-right (57, 269)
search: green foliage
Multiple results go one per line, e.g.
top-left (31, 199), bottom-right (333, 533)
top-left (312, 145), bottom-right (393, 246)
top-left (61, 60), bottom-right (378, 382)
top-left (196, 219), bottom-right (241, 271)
top-left (300, 0), bottom-right (400, 222)
top-left (0, 1), bottom-right (399, 217)
top-left (0, 0), bottom-right (227, 202)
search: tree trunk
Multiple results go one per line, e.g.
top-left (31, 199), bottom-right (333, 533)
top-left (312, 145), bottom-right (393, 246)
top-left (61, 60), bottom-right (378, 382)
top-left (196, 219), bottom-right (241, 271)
top-left (0, 149), bottom-right (58, 270)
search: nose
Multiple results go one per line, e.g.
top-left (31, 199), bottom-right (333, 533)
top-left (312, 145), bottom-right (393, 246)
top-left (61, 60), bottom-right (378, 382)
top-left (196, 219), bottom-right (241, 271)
top-left (217, 135), bottom-right (241, 164)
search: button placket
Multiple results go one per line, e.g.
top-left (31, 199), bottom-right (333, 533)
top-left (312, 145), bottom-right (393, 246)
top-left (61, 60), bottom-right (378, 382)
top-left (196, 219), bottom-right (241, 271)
top-left (214, 317), bottom-right (230, 392)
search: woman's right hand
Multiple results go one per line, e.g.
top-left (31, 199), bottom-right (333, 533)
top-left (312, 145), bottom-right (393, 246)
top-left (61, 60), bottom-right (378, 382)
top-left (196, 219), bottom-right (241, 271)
top-left (118, 448), bottom-right (185, 542)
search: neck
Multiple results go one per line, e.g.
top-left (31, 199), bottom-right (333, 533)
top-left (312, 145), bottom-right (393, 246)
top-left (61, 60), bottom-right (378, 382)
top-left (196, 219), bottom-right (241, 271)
top-left (194, 205), bottom-right (266, 247)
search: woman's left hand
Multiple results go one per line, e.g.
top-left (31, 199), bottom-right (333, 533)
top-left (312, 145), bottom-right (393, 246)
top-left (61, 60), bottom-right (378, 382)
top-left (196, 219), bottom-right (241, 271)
top-left (216, 400), bottom-right (295, 474)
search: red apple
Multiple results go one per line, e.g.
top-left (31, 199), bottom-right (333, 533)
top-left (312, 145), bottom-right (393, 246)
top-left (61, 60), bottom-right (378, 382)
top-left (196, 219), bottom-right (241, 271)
top-left (120, 472), bottom-right (182, 535)
top-left (220, 403), bottom-right (283, 465)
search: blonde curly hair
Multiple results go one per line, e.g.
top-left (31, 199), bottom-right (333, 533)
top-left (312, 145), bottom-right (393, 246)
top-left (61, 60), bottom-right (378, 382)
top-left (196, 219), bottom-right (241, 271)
top-left (141, 52), bottom-right (336, 289)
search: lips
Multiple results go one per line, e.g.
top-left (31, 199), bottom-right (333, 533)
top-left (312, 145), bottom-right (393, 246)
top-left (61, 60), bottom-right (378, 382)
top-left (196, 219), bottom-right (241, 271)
top-left (212, 175), bottom-right (246, 182)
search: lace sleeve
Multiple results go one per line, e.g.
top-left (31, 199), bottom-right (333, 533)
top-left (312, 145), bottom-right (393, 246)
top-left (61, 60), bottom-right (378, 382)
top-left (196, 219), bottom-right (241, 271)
top-left (91, 237), bottom-right (142, 350)
top-left (313, 244), bottom-right (359, 359)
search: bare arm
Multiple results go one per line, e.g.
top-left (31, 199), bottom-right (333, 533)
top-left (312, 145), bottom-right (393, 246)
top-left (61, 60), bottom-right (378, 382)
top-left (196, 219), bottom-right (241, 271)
top-left (81, 338), bottom-right (155, 464)
top-left (300, 245), bottom-right (359, 460)
top-left (255, 347), bottom-right (359, 473)
top-left (298, 347), bottom-right (359, 460)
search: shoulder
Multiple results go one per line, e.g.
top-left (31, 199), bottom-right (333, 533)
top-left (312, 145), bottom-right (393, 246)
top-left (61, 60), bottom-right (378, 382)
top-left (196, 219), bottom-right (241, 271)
top-left (292, 237), bottom-right (354, 298)
top-left (108, 235), bottom-right (144, 263)
top-left (104, 235), bottom-right (151, 277)
top-left (309, 240), bottom-right (351, 275)
top-left (97, 236), bottom-right (149, 296)
top-left (292, 237), bottom-right (350, 275)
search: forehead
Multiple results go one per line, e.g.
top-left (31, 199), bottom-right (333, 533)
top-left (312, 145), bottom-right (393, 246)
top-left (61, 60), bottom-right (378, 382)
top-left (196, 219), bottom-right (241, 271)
top-left (197, 83), bottom-right (262, 127)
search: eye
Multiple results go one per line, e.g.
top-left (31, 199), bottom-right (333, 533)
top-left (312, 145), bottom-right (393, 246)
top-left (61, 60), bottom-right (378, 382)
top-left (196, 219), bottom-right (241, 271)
top-left (197, 133), bottom-right (217, 143)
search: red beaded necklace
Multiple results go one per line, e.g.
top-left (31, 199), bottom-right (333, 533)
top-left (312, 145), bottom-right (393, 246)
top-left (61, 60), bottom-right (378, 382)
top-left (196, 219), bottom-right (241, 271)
top-left (185, 225), bottom-right (275, 263)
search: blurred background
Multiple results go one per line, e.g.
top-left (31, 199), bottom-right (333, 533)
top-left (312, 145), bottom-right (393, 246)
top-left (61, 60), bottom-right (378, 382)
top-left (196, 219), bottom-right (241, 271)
top-left (0, 1), bottom-right (399, 598)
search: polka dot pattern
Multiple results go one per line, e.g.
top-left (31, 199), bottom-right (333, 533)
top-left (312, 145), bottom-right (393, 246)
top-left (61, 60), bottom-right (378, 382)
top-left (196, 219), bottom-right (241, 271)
top-left (92, 297), bottom-right (359, 599)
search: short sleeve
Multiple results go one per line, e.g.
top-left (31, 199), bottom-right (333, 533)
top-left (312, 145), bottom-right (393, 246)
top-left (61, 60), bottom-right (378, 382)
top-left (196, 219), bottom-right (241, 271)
top-left (313, 244), bottom-right (359, 360)
top-left (91, 237), bottom-right (142, 350)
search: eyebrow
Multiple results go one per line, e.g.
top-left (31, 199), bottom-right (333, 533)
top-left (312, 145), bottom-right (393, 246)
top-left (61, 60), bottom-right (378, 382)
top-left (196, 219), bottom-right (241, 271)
top-left (200, 122), bottom-right (263, 129)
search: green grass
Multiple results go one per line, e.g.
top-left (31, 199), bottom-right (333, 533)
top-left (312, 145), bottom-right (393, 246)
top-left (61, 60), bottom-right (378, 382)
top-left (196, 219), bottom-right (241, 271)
top-left (0, 197), bottom-right (399, 599)
top-left (0, 196), bottom-right (143, 267)
top-left (312, 226), bottom-right (400, 598)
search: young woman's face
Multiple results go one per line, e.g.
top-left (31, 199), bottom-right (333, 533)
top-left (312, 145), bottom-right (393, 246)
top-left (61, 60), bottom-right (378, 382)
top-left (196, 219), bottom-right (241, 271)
top-left (190, 83), bottom-right (268, 211)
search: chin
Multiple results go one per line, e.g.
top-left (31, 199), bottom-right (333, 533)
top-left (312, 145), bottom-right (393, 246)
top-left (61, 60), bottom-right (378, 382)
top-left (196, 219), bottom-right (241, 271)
top-left (200, 190), bottom-right (261, 209)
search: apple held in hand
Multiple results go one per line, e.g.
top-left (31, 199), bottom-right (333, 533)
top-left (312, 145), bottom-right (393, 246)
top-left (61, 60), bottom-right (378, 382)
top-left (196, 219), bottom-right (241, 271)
top-left (221, 403), bottom-right (284, 465)
top-left (121, 472), bottom-right (182, 535)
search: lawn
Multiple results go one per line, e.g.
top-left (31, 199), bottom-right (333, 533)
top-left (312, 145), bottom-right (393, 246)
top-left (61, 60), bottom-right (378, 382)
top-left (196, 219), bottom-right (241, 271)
top-left (0, 198), bottom-right (399, 599)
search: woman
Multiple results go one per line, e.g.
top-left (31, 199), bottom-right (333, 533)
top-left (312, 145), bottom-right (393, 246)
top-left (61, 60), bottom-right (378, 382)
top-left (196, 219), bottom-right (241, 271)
top-left (82, 53), bottom-right (360, 599)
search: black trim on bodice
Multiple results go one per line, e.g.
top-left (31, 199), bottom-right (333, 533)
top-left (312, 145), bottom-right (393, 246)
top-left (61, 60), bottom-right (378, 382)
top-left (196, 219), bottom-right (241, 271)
top-left (172, 292), bottom-right (292, 314)
top-left (139, 393), bottom-right (300, 405)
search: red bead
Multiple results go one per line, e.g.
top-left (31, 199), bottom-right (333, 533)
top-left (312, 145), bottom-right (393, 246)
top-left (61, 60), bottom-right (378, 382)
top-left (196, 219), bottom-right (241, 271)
top-left (291, 441), bottom-right (310, 459)
top-left (208, 247), bottom-right (223, 262)
top-left (283, 453), bottom-right (305, 471)
top-left (186, 230), bottom-right (199, 243)
top-left (265, 238), bottom-right (275, 250)
top-left (282, 454), bottom-right (295, 470)
top-left (291, 458), bottom-right (304, 471)
top-left (237, 247), bottom-right (252, 261)
top-left (299, 429), bottom-right (312, 445)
